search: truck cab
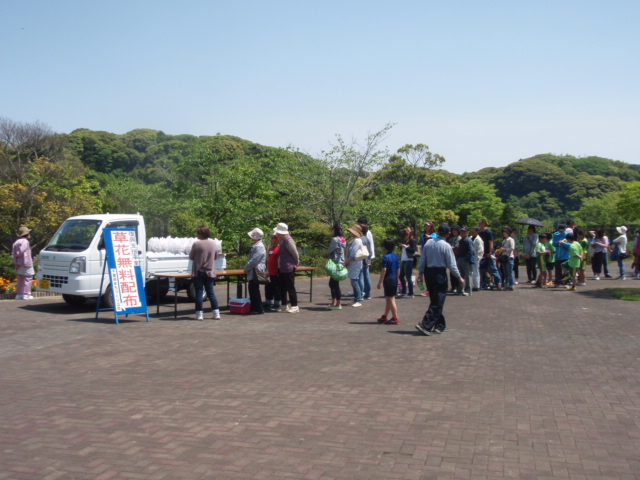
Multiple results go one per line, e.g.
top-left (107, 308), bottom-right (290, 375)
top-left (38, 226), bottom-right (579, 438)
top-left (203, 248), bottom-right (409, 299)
top-left (37, 214), bottom-right (146, 305)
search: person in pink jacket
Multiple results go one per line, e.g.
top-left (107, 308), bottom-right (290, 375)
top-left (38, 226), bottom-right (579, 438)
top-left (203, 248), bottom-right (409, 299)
top-left (12, 226), bottom-right (35, 300)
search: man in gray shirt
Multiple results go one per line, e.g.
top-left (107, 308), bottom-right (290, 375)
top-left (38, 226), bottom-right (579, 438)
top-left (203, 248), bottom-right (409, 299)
top-left (416, 223), bottom-right (464, 336)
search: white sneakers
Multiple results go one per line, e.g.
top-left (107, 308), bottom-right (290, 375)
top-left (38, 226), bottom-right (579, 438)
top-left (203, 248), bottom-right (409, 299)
top-left (14, 295), bottom-right (34, 300)
top-left (195, 311), bottom-right (204, 320)
top-left (213, 309), bottom-right (221, 320)
top-left (352, 302), bottom-right (362, 308)
top-left (278, 305), bottom-right (299, 313)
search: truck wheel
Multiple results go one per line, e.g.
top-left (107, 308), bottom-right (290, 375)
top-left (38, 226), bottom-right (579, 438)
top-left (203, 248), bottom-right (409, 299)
top-left (62, 294), bottom-right (88, 306)
top-left (102, 285), bottom-right (115, 309)
top-left (146, 279), bottom-right (169, 301)
top-left (187, 283), bottom-right (195, 302)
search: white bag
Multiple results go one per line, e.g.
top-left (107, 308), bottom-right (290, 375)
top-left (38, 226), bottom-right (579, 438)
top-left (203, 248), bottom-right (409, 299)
top-left (354, 243), bottom-right (370, 262)
top-left (17, 266), bottom-right (35, 276)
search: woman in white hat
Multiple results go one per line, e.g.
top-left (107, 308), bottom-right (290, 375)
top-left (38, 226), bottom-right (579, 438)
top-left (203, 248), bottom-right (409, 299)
top-left (611, 226), bottom-right (628, 280)
top-left (12, 226), bottom-right (35, 300)
top-left (274, 222), bottom-right (300, 313)
top-left (245, 228), bottom-right (267, 314)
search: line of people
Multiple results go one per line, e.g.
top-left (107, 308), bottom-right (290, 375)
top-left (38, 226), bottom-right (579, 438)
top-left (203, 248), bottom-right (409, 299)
top-left (190, 222), bottom-right (301, 319)
top-left (191, 218), bottom-right (638, 321)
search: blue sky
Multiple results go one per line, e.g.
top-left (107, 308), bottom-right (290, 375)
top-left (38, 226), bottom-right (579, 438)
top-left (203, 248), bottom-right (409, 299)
top-left (2, 1), bottom-right (639, 174)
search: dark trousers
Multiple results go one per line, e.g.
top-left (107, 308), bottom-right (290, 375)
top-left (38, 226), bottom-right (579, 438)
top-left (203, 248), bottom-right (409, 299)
top-left (421, 267), bottom-right (448, 331)
top-left (248, 279), bottom-right (263, 313)
top-left (329, 278), bottom-right (341, 301)
top-left (525, 257), bottom-right (537, 281)
top-left (265, 274), bottom-right (281, 303)
top-left (279, 271), bottom-right (298, 307)
top-left (592, 251), bottom-right (605, 274)
top-left (554, 260), bottom-right (566, 284)
top-left (513, 256), bottom-right (519, 279)
top-left (399, 260), bottom-right (414, 295)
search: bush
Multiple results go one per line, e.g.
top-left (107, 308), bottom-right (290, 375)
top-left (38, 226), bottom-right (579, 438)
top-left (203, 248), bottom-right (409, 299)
top-left (0, 253), bottom-right (16, 282)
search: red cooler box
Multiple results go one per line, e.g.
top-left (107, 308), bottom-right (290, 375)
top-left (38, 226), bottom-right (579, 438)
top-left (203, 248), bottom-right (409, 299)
top-left (229, 298), bottom-right (251, 314)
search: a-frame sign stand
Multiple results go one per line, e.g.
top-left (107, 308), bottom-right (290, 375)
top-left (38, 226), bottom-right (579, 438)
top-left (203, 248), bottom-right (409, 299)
top-left (96, 228), bottom-right (150, 324)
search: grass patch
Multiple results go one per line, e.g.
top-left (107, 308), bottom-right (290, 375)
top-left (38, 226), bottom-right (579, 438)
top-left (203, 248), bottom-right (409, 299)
top-left (605, 288), bottom-right (640, 301)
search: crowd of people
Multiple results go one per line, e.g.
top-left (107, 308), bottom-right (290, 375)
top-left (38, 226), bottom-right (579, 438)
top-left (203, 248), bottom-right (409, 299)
top-left (185, 218), bottom-right (640, 325)
top-left (11, 218), bottom-right (638, 333)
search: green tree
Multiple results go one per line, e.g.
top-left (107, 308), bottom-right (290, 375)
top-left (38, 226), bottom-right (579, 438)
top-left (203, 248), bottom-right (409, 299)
top-left (439, 180), bottom-right (504, 227)
top-left (1, 118), bottom-right (101, 251)
top-left (293, 123), bottom-right (394, 225)
top-left (616, 182), bottom-right (640, 222)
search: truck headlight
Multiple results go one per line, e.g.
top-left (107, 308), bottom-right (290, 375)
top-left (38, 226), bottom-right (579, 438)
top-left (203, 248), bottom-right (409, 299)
top-left (69, 256), bottom-right (86, 274)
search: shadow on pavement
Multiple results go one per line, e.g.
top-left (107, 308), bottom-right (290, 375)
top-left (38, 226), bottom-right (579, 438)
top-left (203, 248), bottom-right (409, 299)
top-left (577, 289), bottom-right (617, 300)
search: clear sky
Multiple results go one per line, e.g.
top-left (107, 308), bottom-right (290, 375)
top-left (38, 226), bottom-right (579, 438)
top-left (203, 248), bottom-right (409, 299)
top-left (2, 1), bottom-right (639, 174)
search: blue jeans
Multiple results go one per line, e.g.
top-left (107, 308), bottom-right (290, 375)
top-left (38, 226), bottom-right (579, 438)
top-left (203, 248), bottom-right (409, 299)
top-left (501, 257), bottom-right (514, 288)
top-left (193, 271), bottom-right (218, 312)
top-left (350, 277), bottom-right (363, 303)
top-left (359, 264), bottom-right (372, 298)
top-left (618, 258), bottom-right (626, 277)
top-left (486, 256), bottom-right (502, 286)
top-left (399, 260), bottom-right (414, 295)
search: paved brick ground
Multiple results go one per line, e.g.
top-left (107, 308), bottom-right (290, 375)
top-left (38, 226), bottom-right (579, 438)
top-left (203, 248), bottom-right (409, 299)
top-left (1, 273), bottom-right (639, 480)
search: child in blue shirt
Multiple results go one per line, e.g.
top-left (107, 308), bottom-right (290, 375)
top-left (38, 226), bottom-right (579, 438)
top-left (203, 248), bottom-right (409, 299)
top-left (377, 238), bottom-right (401, 325)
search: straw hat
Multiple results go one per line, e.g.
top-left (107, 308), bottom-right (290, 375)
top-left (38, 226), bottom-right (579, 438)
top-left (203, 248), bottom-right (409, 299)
top-left (17, 226), bottom-right (31, 237)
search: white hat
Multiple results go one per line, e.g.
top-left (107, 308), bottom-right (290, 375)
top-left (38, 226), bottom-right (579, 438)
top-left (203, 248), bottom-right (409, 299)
top-left (616, 226), bottom-right (627, 234)
top-left (274, 222), bottom-right (289, 235)
top-left (248, 228), bottom-right (264, 240)
top-left (565, 227), bottom-right (573, 235)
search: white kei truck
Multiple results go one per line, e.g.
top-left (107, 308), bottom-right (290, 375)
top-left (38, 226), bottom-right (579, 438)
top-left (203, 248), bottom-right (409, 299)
top-left (36, 213), bottom-right (224, 307)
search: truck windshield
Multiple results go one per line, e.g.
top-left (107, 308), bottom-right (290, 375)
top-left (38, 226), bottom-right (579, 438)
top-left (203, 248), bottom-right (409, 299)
top-left (44, 219), bottom-right (102, 252)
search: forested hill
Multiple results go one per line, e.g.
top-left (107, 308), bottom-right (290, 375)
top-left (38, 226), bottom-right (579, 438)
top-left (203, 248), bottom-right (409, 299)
top-left (2, 119), bottom-right (639, 258)
top-left (64, 128), bottom-right (639, 229)
top-left (459, 153), bottom-right (640, 217)
top-left (66, 128), bottom-right (291, 183)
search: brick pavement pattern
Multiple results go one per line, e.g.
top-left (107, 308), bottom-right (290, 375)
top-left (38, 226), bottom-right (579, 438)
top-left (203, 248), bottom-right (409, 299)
top-left (1, 276), bottom-right (640, 480)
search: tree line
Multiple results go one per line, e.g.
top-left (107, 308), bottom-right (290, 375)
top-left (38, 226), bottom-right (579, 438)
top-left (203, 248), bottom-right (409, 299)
top-left (1, 116), bottom-right (639, 276)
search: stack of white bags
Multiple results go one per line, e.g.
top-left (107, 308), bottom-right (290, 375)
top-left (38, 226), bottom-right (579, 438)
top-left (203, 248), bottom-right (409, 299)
top-left (147, 236), bottom-right (226, 270)
top-left (147, 237), bottom-right (222, 256)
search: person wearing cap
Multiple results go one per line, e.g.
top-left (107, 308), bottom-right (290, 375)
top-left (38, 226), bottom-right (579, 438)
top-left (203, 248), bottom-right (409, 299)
top-left (456, 227), bottom-right (475, 296)
top-left (12, 226), bottom-right (35, 300)
top-left (345, 224), bottom-right (365, 307)
top-left (263, 232), bottom-right (281, 312)
top-left (274, 222), bottom-right (300, 313)
top-left (190, 226), bottom-right (220, 320)
top-left (245, 228), bottom-right (267, 314)
top-left (611, 226), bottom-right (628, 280)
top-left (357, 217), bottom-right (375, 300)
top-left (415, 223), bottom-right (464, 336)
top-left (499, 227), bottom-right (516, 290)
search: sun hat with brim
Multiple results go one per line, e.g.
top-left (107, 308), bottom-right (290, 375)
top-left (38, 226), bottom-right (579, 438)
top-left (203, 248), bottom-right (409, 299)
top-left (274, 222), bottom-right (289, 235)
top-left (347, 225), bottom-right (363, 238)
top-left (17, 226), bottom-right (31, 237)
top-left (616, 226), bottom-right (628, 234)
top-left (248, 228), bottom-right (264, 240)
